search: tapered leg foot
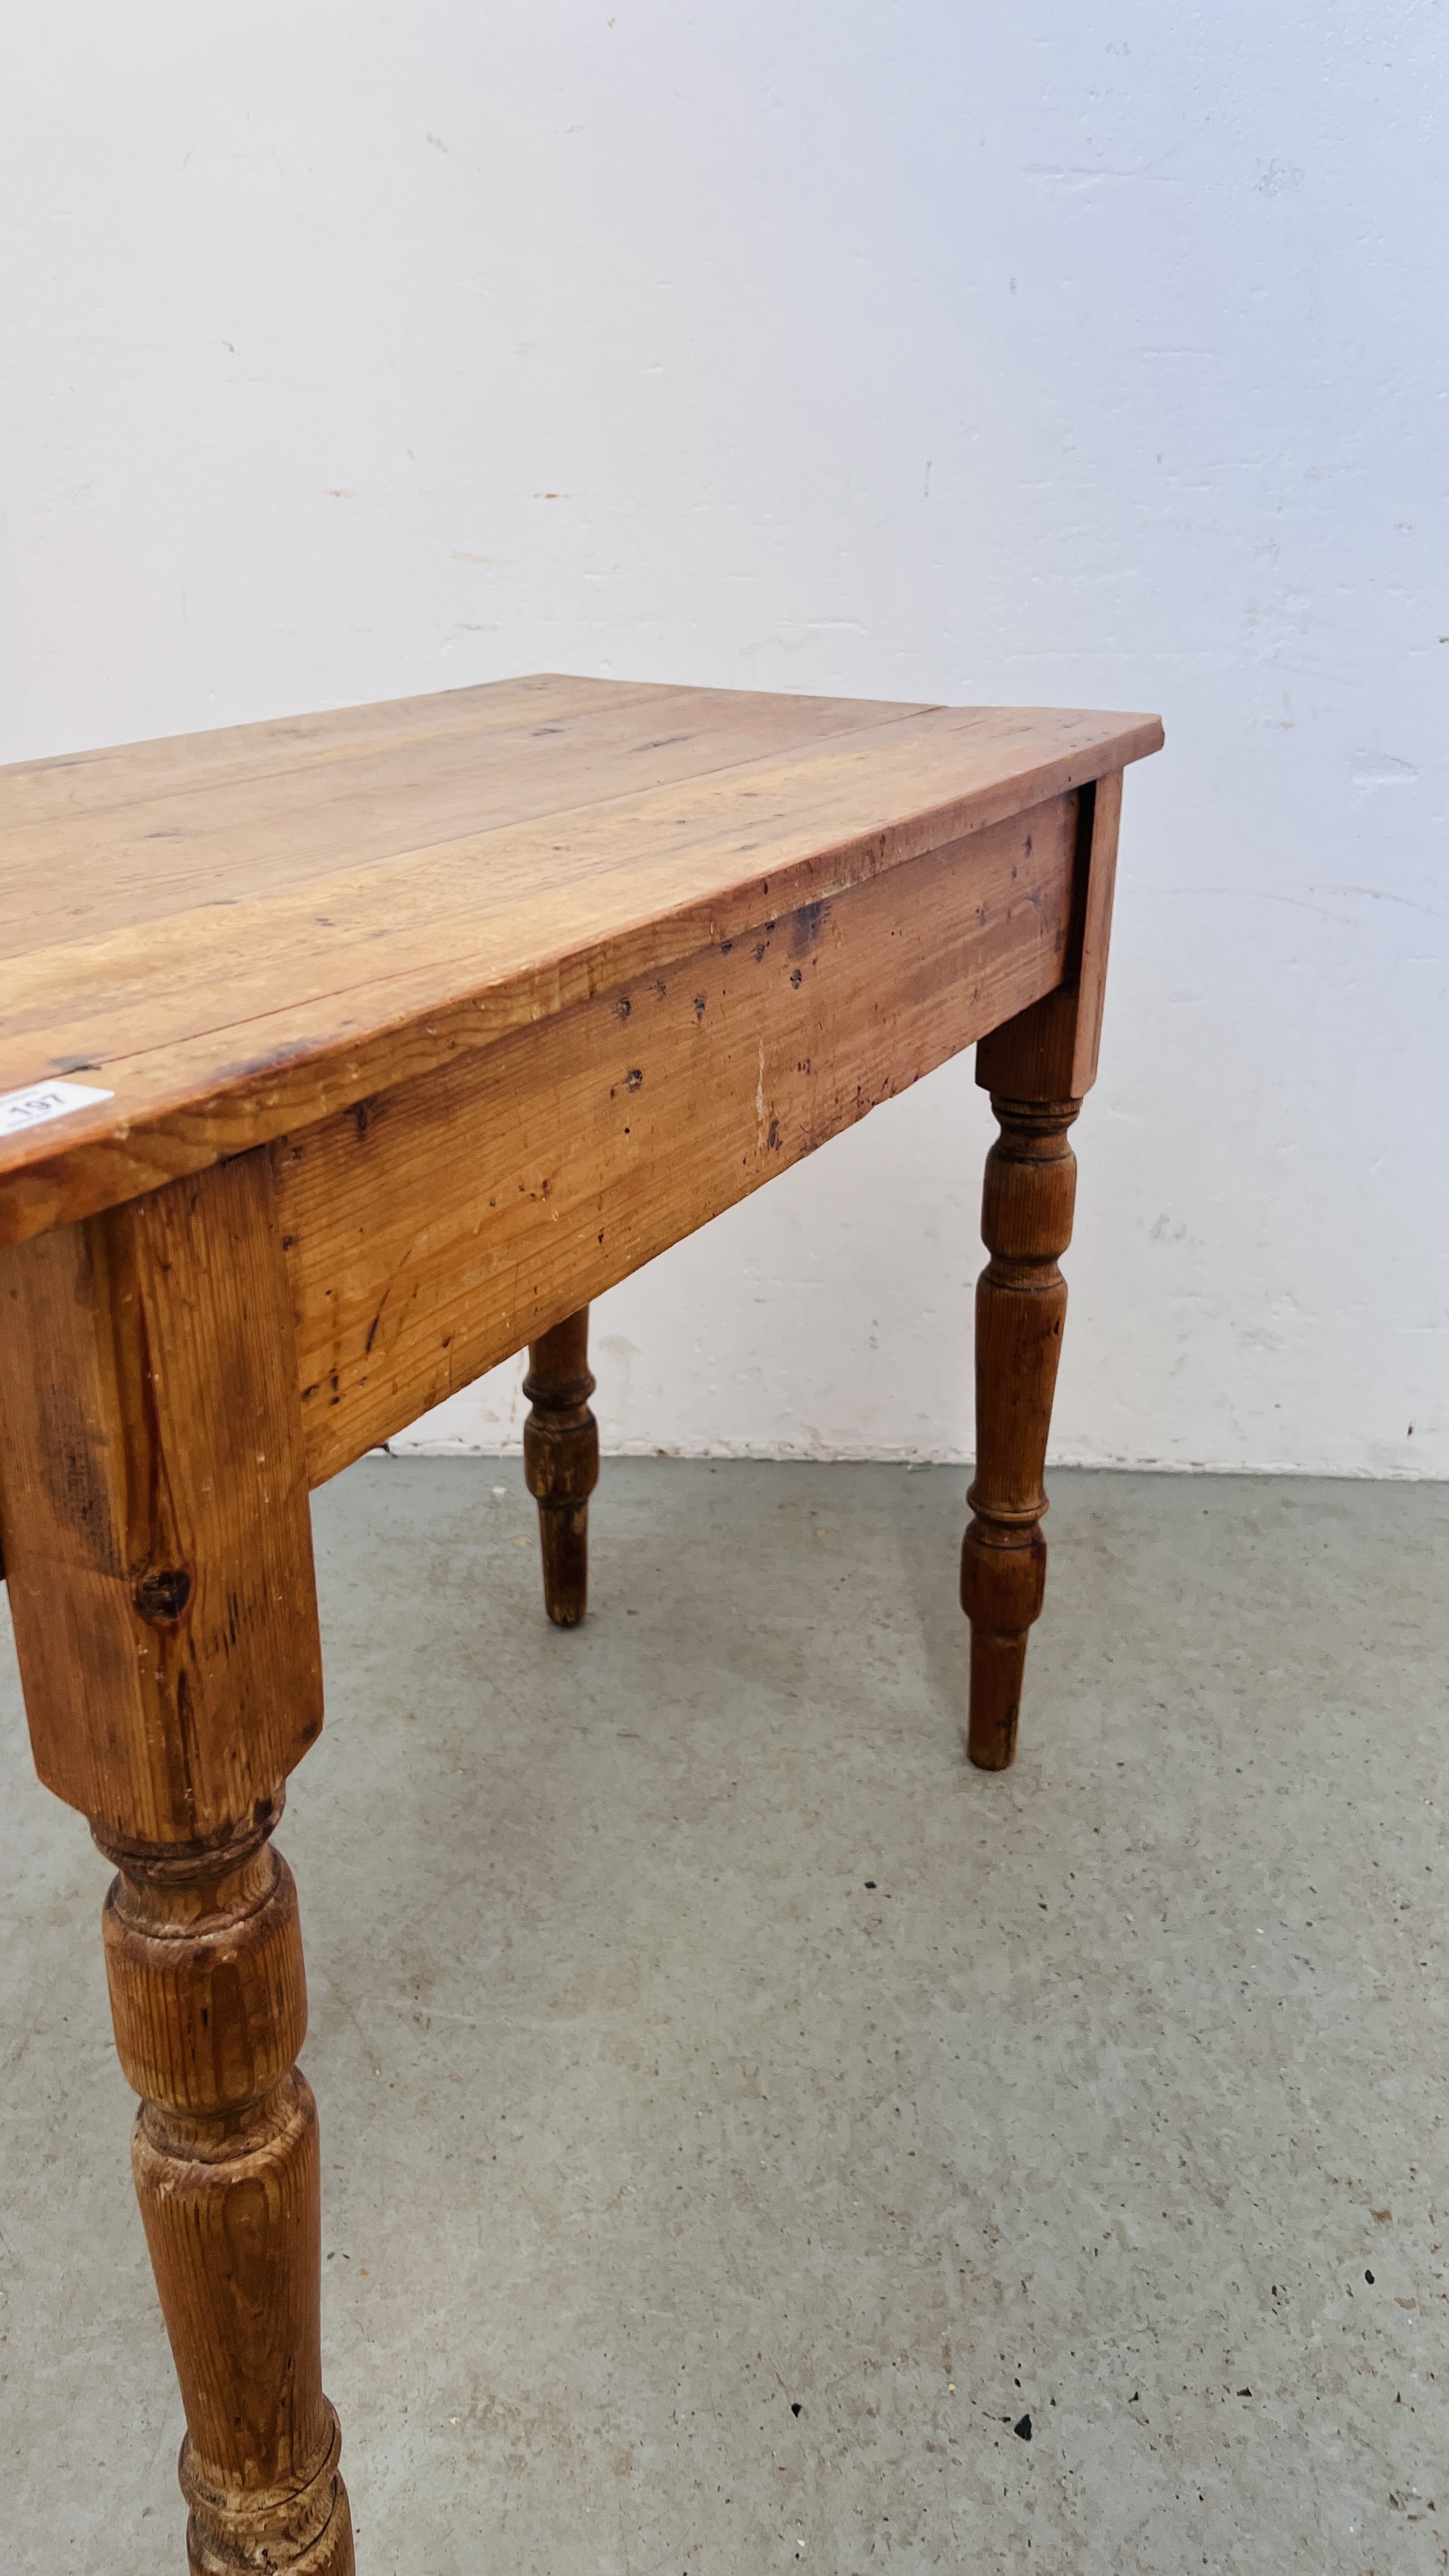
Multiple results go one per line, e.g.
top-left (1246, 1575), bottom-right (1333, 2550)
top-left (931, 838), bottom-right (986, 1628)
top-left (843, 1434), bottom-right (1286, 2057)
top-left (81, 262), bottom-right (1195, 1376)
top-left (960, 1094), bottom-right (1080, 1769)
top-left (960, 1524), bottom-right (1046, 1768)
top-left (523, 1308), bottom-right (600, 1625)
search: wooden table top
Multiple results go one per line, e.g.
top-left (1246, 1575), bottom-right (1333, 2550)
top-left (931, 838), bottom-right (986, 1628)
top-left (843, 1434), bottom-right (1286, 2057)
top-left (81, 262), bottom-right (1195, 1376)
top-left (0, 673), bottom-right (1161, 1245)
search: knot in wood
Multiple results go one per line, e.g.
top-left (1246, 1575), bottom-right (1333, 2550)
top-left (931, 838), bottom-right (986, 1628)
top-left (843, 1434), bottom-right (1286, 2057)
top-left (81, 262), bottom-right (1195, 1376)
top-left (132, 1563), bottom-right (192, 1625)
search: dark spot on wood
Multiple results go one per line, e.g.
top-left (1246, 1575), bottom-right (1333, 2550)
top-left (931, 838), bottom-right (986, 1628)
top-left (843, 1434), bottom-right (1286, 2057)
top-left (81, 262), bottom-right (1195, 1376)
top-left (629, 732), bottom-right (690, 754)
top-left (364, 1309), bottom-right (384, 1356)
top-left (654, 979), bottom-right (666, 999)
top-left (767, 1119), bottom-right (781, 1150)
top-left (617, 997), bottom-right (632, 1022)
top-left (625, 1068), bottom-right (643, 1092)
top-left (351, 1101), bottom-right (370, 1139)
top-left (790, 900), bottom-right (827, 956)
top-left (720, 940), bottom-right (733, 954)
top-left (280, 1234), bottom-right (295, 1252)
top-left (210, 1038), bottom-right (339, 1085)
top-left (789, 968), bottom-right (803, 988)
top-left (174, 1673), bottom-right (198, 1802)
top-left (133, 1566), bottom-right (192, 1625)
top-left (532, 724), bottom-right (564, 735)
top-left (753, 941), bottom-right (767, 963)
top-left (693, 995), bottom-right (707, 1020)
top-left (1025, 834), bottom-right (1032, 855)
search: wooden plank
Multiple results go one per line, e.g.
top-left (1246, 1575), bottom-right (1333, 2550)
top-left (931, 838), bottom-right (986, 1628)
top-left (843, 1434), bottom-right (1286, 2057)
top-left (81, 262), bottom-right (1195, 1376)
top-left (1, 676), bottom-right (936, 953)
top-left (3, 674), bottom-right (637, 827)
top-left (0, 702), bottom-right (1160, 1250)
top-left (279, 795), bottom-right (1078, 1483)
top-left (0, 673), bottom-right (665, 832)
top-left (0, 1149), bottom-right (322, 1845)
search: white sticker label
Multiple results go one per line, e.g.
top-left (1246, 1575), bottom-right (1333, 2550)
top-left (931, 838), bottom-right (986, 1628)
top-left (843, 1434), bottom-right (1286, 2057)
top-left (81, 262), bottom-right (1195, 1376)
top-left (0, 1078), bottom-right (114, 1137)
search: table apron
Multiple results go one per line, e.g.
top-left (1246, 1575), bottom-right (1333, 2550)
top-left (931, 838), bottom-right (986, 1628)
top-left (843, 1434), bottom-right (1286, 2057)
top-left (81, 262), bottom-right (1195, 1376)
top-left (277, 793), bottom-right (1080, 1483)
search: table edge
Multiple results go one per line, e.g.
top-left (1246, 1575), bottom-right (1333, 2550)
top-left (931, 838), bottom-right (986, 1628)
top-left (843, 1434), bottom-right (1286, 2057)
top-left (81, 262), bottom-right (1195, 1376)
top-left (0, 717), bottom-right (1163, 1249)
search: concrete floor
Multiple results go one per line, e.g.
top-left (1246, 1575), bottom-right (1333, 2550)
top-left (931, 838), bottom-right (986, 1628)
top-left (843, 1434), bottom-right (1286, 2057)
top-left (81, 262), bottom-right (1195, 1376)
top-left (2, 1462), bottom-right (1446, 2575)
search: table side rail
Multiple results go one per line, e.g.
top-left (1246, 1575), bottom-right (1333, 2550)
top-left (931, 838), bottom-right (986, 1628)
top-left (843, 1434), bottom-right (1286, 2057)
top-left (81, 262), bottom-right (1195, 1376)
top-left (277, 792), bottom-right (1083, 1486)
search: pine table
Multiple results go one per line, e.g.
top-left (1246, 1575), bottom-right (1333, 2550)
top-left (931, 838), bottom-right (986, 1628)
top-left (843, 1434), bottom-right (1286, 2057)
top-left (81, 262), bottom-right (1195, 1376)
top-left (0, 674), bottom-right (1162, 2572)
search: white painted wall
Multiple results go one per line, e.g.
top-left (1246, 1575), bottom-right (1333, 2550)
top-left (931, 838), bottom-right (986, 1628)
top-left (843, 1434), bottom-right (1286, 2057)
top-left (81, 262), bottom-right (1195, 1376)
top-left (4, 5), bottom-right (1444, 1473)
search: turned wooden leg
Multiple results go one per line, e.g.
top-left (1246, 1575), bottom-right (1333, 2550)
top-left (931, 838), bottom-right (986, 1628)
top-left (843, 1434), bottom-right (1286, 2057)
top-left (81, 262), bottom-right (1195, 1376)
top-left (0, 1151), bottom-right (352, 2574)
top-left (960, 1094), bottom-right (1080, 1770)
top-left (100, 1809), bottom-right (352, 2575)
top-left (523, 1307), bottom-right (599, 1625)
top-left (961, 771), bottom-right (1126, 1769)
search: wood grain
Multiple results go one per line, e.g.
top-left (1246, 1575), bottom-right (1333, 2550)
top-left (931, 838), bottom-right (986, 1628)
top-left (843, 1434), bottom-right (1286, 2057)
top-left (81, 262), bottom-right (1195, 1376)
top-left (0, 1147), bottom-right (321, 1844)
top-left (104, 1829), bottom-right (352, 2575)
top-left (277, 795), bottom-right (1078, 1483)
top-left (0, 1148), bottom-right (349, 2572)
top-left (1, 673), bottom-right (935, 951)
top-left (0, 684), bottom-right (1161, 1250)
top-left (0, 673), bottom-right (1165, 2574)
